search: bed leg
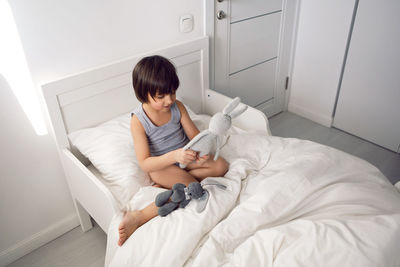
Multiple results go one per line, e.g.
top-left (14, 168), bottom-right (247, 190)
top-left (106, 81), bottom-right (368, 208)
top-left (74, 199), bottom-right (93, 232)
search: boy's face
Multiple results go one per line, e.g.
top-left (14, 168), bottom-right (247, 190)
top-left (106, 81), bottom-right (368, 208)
top-left (147, 91), bottom-right (176, 112)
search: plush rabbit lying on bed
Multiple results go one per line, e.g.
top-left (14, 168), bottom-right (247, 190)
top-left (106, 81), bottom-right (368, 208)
top-left (155, 182), bottom-right (204, 216)
top-left (179, 97), bottom-right (248, 168)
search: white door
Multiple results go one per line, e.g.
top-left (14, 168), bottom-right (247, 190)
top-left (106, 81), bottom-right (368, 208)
top-left (333, 0), bottom-right (400, 152)
top-left (212, 0), bottom-right (297, 117)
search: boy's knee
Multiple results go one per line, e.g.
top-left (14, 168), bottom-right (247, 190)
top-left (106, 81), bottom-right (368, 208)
top-left (215, 158), bottom-right (229, 177)
top-left (149, 170), bottom-right (162, 183)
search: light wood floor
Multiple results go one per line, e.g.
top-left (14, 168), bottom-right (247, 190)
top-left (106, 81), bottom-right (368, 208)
top-left (7, 111), bottom-right (400, 267)
top-left (7, 221), bottom-right (106, 267)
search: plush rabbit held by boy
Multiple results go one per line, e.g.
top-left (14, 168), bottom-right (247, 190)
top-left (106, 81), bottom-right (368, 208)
top-left (179, 97), bottom-right (248, 168)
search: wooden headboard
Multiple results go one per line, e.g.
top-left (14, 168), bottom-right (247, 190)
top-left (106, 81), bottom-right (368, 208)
top-left (42, 37), bottom-right (209, 149)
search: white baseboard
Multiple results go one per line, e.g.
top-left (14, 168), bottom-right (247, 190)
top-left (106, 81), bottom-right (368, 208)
top-left (0, 213), bottom-right (80, 266)
top-left (288, 101), bottom-right (333, 128)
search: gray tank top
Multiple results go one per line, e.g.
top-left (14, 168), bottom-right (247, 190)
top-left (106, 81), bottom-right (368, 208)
top-left (133, 102), bottom-right (189, 156)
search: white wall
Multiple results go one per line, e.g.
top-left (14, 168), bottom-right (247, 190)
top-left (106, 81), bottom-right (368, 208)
top-left (9, 0), bottom-right (204, 84)
top-left (0, 76), bottom-right (77, 263)
top-left (1, 0), bottom-right (204, 265)
top-left (288, 0), bottom-right (356, 127)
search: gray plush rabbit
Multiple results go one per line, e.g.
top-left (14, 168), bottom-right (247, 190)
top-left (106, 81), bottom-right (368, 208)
top-left (180, 97), bottom-right (248, 168)
top-left (155, 182), bottom-right (204, 217)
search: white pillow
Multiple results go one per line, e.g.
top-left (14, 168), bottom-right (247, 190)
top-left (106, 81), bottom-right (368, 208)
top-left (68, 112), bottom-right (152, 211)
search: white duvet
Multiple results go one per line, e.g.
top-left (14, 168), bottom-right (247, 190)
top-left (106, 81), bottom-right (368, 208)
top-left (106, 134), bottom-right (400, 267)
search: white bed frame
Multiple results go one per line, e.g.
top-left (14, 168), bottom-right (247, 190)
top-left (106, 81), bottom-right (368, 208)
top-left (41, 36), bottom-right (271, 234)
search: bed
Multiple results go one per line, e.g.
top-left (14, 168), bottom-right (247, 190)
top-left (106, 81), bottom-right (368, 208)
top-left (41, 37), bottom-right (400, 267)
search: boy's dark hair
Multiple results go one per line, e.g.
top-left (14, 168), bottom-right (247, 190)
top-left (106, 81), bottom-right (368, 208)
top-left (132, 55), bottom-right (180, 103)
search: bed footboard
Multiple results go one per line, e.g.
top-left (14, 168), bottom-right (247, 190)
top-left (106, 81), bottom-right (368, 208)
top-left (204, 89), bottom-right (272, 135)
top-left (61, 149), bottom-right (118, 233)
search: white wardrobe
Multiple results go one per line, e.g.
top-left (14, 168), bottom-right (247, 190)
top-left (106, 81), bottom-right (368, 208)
top-left (290, 0), bottom-right (400, 153)
top-left (333, 0), bottom-right (400, 152)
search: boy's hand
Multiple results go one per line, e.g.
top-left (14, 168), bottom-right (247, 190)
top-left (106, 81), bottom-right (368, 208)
top-left (196, 154), bottom-right (209, 165)
top-left (175, 149), bottom-right (197, 165)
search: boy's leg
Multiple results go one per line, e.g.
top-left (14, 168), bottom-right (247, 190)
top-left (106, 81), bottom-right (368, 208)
top-left (149, 164), bottom-right (199, 188)
top-left (118, 202), bottom-right (157, 246)
top-left (118, 165), bottom-right (198, 246)
top-left (186, 156), bottom-right (229, 181)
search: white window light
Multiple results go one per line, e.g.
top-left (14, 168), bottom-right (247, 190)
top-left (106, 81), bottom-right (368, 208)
top-left (0, 0), bottom-right (48, 136)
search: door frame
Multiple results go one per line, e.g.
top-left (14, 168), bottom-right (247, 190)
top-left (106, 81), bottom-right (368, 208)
top-left (204, 0), bottom-right (301, 112)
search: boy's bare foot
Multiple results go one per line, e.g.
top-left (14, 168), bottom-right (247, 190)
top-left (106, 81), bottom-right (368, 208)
top-left (118, 210), bottom-right (142, 246)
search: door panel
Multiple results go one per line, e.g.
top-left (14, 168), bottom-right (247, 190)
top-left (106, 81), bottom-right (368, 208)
top-left (213, 0), bottom-right (297, 117)
top-left (333, 0), bottom-right (400, 152)
top-left (228, 59), bottom-right (276, 107)
top-left (231, 0), bottom-right (282, 23)
top-left (229, 12), bottom-right (281, 74)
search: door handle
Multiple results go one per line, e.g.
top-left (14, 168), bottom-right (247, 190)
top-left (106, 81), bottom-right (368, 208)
top-left (217, 10), bottom-right (226, 20)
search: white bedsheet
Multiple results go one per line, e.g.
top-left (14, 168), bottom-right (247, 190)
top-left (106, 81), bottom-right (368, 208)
top-left (106, 135), bottom-right (400, 267)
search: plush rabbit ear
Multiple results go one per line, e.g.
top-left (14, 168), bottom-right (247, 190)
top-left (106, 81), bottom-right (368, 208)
top-left (229, 104), bottom-right (248, 119)
top-left (223, 97), bottom-right (241, 115)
